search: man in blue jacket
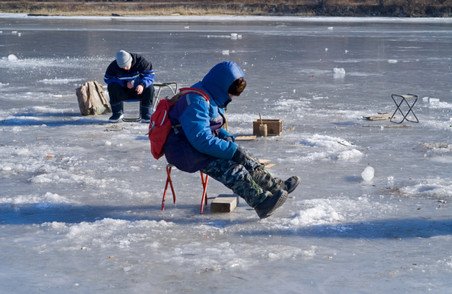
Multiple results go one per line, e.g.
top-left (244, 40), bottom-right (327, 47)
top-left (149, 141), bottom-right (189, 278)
top-left (104, 50), bottom-right (155, 123)
top-left (164, 61), bottom-right (300, 219)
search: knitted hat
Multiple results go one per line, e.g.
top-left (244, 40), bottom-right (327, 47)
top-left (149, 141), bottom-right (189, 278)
top-left (116, 50), bottom-right (132, 68)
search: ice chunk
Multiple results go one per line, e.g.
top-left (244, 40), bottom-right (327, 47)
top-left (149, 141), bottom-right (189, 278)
top-left (333, 67), bottom-right (346, 79)
top-left (7, 54), bottom-right (18, 62)
top-left (1, 165), bottom-right (12, 171)
top-left (429, 98), bottom-right (440, 104)
top-left (222, 50), bottom-right (230, 55)
top-left (230, 33), bottom-right (238, 40)
top-left (361, 166), bottom-right (375, 182)
top-left (387, 59), bottom-right (398, 63)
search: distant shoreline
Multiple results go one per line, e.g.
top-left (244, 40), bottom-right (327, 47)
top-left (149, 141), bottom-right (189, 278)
top-left (0, 1), bottom-right (450, 18)
top-left (1, 13), bottom-right (452, 24)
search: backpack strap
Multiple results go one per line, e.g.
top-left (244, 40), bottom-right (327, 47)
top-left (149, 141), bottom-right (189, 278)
top-left (170, 88), bottom-right (210, 134)
top-left (178, 87), bottom-right (210, 103)
top-left (165, 87), bottom-right (209, 105)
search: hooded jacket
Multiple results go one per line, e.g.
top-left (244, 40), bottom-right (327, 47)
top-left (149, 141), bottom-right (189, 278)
top-left (164, 61), bottom-right (244, 173)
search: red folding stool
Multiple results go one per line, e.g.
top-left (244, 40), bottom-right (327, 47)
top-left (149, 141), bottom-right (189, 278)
top-left (161, 164), bottom-right (209, 214)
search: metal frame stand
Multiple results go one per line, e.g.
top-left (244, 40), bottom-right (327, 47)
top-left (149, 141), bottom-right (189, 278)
top-left (389, 93), bottom-right (419, 124)
top-left (153, 82), bottom-right (178, 111)
top-left (122, 82), bottom-right (178, 122)
top-left (161, 164), bottom-right (209, 214)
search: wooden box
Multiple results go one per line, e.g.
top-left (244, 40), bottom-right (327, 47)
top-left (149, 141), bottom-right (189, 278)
top-left (253, 119), bottom-right (283, 136)
top-left (210, 195), bottom-right (238, 213)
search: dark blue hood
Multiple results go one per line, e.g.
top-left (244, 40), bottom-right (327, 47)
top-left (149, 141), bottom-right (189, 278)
top-left (200, 61), bottom-right (245, 108)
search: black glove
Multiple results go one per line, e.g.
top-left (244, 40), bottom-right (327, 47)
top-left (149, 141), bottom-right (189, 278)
top-left (232, 146), bottom-right (248, 164)
top-left (224, 135), bottom-right (235, 142)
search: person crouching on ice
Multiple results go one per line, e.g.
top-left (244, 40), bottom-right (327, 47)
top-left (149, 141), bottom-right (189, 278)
top-left (163, 61), bottom-right (300, 219)
top-left (104, 50), bottom-right (155, 123)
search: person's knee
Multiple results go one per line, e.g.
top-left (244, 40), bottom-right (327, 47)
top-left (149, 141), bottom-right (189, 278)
top-left (107, 83), bottom-right (123, 92)
top-left (139, 87), bottom-right (153, 106)
top-left (228, 163), bottom-right (251, 181)
top-left (108, 83), bottom-right (126, 103)
top-left (142, 86), bottom-right (154, 98)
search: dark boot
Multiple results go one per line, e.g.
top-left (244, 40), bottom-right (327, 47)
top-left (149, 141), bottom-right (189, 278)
top-left (140, 105), bottom-right (151, 123)
top-left (109, 102), bottom-right (124, 123)
top-left (250, 167), bottom-right (283, 194)
top-left (230, 177), bottom-right (270, 208)
top-left (108, 83), bottom-right (125, 122)
top-left (201, 159), bottom-right (269, 208)
top-left (251, 167), bottom-right (300, 194)
top-left (254, 189), bottom-right (288, 219)
top-left (139, 86), bottom-right (154, 123)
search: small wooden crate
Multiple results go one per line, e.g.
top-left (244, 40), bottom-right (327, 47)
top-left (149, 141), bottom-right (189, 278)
top-left (253, 119), bottom-right (283, 136)
top-left (210, 194), bottom-right (238, 213)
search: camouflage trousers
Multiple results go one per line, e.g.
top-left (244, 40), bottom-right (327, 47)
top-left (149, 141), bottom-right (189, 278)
top-left (201, 153), bottom-right (284, 208)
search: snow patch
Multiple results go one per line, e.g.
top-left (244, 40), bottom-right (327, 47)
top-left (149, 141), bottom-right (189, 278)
top-left (31, 106), bottom-right (76, 114)
top-left (298, 134), bottom-right (363, 162)
top-left (0, 192), bottom-right (75, 206)
top-left (45, 218), bottom-right (175, 250)
top-left (290, 199), bottom-right (346, 226)
top-left (287, 197), bottom-right (394, 228)
top-left (399, 178), bottom-right (452, 198)
top-left (37, 78), bottom-right (83, 85)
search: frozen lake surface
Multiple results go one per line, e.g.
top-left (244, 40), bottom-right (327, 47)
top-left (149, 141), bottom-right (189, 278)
top-left (0, 14), bottom-right (451, 293)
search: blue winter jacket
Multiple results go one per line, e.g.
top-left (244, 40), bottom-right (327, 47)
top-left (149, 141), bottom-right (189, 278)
top-left (164, 61), bottom-right (243, 173)
top-left (104, 53), bottom-right (155, 89)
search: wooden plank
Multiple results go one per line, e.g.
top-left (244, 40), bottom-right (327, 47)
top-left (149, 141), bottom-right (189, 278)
top-left (258, 159), bottom-right (275, 169)
top-left (235, 135), bottom-right (257, 141)
top-left (363, 112), bottom-right (391, 121)
top-left (258, 159), bottom-right (271, 165)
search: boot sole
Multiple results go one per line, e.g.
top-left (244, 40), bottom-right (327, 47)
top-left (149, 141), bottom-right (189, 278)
top-left (109, 114), bottom-right (124, 123)
top-left (286, 177), bottom-right (301, 194)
